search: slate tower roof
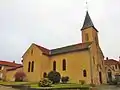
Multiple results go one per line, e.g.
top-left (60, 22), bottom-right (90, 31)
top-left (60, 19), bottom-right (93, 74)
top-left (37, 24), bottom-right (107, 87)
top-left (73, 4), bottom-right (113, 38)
top-left (81, 11), bottom-right (98, 31)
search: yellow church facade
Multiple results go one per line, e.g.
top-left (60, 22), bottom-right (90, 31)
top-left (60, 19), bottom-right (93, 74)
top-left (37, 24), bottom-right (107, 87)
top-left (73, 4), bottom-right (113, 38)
top-left (22, 12), bottom-right (107, 85)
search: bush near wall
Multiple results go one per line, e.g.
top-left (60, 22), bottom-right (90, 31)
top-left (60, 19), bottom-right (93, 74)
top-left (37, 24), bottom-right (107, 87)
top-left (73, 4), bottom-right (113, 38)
top-left (39, 78), bottom-right (52, 87)
top-left (61, 76), bottom-right (69, 83)
top-left (48, 71), bottom-right (61, 84)
top-left (14, 71), bottom-right (26, 82)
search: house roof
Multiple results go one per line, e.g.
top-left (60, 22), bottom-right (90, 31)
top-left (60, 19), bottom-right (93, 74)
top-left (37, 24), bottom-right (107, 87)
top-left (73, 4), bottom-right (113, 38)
top-left (81, 11), bottom-right (98, 32)
top-left (7, 65), bottom-right (23, 71)
top-left (0, 60), bottom-right (21, 67)
top-left (104, 59), bottom-right (120, 65)
top-left (105, 64), bottom-right (115, 71)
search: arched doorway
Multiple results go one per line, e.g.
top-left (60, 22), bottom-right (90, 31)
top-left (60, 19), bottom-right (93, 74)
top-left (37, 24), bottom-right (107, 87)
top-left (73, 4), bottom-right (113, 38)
top-left (107, 69), bottom-right (112, 83)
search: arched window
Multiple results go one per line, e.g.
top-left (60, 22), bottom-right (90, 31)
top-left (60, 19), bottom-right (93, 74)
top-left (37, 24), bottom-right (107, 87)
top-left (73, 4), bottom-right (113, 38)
top-left (83, 70), bottom-right (87, 77)
top-left (31, 61), bottom-right (34, 72)
top-left (62, 59), bottom-right (66, 71)
top-left (53, 61), bottom-right (56, 71)
top-left (43, 72), bottom-right (47, 78)
top-left (28, 62), bottom-right (31, 72)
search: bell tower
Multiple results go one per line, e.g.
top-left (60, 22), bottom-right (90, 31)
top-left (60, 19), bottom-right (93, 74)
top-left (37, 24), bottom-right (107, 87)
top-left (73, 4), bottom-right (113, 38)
top-left (81, 11), bottom-right (99, 46)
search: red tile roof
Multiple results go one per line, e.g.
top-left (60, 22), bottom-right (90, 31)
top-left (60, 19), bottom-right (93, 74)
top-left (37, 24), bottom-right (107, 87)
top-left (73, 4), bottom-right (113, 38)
top-left (0, 60), bottom-right (22, 67)
top-left (104, 59), bottom-right (120, 65)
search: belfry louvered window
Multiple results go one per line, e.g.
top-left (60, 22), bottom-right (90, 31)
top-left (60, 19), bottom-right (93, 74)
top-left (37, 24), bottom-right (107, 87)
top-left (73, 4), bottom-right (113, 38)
top-left (85, 33), bottom-right (89, 41)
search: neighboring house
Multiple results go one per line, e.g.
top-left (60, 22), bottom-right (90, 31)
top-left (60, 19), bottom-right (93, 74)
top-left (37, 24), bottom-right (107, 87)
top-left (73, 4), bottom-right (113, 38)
top-left (104, 57), bottom-right (120, 82)
top-left (22, 12), bottom-right (107, 85)
top-left (0, 60), bottom-right (22, 81)
top-left (6, 65), bottom-right (23, 81)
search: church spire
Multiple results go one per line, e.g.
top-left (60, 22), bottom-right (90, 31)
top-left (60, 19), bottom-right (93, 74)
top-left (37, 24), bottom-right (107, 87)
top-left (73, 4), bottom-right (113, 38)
top-left (81, 11), bottom-right (94, 30)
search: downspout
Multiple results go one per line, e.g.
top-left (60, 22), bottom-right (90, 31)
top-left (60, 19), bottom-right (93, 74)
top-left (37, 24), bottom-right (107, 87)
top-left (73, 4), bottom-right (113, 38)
top-left (88, 45), bottom-right (93, 84)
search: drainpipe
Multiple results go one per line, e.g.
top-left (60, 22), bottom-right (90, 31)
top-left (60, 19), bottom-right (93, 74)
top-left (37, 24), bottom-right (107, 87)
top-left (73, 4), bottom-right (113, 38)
top-left (88, 45), bottom-right (93, 84)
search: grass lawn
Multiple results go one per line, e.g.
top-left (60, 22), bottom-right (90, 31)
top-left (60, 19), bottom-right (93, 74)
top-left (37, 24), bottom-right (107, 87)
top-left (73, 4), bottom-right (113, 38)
top-left (0, 81), bottom-right (90, 89)
top-left (30, 83), bottom-right (90, 89)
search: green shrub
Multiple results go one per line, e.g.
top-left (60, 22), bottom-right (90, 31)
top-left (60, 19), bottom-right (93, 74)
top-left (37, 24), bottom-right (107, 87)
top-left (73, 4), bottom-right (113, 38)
top-left (79, 80), bottom-right (85, 85)
top-left (48, 71), bottom-right (61, 84)
top-left (39, 78), bottom-right (52, 87)
top-left (61, 76), bottom-right (69, 83)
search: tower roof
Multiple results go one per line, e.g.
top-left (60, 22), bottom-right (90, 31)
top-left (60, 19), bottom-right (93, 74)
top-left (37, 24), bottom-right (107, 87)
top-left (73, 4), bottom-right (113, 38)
top-left (81, 12), bottom-right (97, 31)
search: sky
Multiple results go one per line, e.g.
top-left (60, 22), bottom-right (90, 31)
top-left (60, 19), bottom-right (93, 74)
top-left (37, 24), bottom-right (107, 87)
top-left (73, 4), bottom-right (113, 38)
top-left (0, 0), bottom-right (120, 63)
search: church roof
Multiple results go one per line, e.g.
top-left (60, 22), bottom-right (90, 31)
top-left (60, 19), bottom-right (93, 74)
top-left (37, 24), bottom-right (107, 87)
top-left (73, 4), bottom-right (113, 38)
top-left (50, 42), bottom-right (92, 55)
top-left (34, 44), bottom-right (50, 55)
top-left (34, 42), bottom-right (92, 56)
top-left (81, 12), bottom-right (98, 31)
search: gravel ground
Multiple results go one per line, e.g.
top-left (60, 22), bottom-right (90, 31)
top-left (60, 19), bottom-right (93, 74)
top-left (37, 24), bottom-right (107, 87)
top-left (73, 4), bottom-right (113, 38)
top-left (0, 85), bottom-right (19, 90)
top-left (97, 85), bottom-right (120, 90)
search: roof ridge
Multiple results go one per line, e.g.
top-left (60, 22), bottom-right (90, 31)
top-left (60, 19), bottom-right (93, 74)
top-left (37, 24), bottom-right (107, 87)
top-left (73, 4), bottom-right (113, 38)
top-left (33, 43), bottom-right (50, 51)
top-left (51, 42), bottom-right (92, 51)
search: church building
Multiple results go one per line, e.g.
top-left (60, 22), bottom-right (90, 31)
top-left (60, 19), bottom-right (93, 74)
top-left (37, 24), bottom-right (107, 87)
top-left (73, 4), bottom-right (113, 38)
top-left (22, 12), bottom-right (107, 85)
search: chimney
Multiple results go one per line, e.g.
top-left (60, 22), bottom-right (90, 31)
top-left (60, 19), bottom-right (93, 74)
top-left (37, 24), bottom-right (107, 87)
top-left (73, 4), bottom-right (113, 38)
top-left (106, 57), bottom-right (109, 60)
top-left (13, 61), bottom-right (15, 63)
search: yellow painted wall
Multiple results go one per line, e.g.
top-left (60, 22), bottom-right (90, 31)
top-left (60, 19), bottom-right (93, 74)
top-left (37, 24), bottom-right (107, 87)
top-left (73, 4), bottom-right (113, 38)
top-left (6, 67), bottom-right (23, 81)
top-left (22, 44), bottom-right (50, 82)
top-left (50, 50), bottom-right (91, 84)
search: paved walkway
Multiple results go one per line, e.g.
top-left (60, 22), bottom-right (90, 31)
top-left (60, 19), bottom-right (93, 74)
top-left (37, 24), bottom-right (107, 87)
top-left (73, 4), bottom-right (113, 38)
top-left (0, 85), bottom-right (19, 90)
top-left (97, 85), bottom-right (120, 90)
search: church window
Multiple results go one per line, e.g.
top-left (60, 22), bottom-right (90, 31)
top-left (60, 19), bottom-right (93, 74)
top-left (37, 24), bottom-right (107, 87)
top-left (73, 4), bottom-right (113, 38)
top-left (31, 61), bottom-right (34, 72)
top-left (85, 33), bottom-right (89, 41)
top-left (115, 65), bottom-right (117, 69)
top-left (28, 61), bottom-right (31, 72)
top-left (83, 70), bottom-right (87, 77)
top-left (62, 59), bottom-right (66, 71)
top-left (53, 61), bottom-right (56, 71)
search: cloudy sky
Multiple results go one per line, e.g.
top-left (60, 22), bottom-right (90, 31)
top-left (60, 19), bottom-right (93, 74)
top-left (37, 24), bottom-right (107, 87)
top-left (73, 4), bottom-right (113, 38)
top-left (0, 0), bottom-right (120, 63)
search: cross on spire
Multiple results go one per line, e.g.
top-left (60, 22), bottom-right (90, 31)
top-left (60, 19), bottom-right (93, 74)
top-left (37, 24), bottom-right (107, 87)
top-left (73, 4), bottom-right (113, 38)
top-left (86, 0), bottom-right (88, 12)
